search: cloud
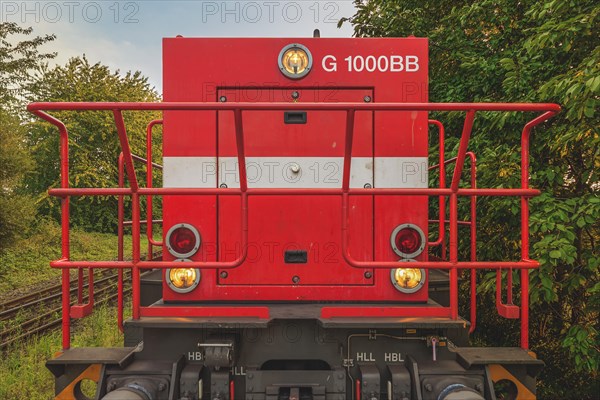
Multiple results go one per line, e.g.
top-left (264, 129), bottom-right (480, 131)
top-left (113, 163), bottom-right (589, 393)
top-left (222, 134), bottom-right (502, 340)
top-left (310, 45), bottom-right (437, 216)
top-left (2, 1), bottom-right (357, 94)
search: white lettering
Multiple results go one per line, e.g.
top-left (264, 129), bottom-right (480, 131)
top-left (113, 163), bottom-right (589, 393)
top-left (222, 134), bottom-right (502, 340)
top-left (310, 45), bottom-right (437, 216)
top-left (188, 351), bottom-right (203, 361)
top-left (365, 55), bottom-right (377, 72)
top-left (390, 55), bottom-right (404, 72)
top-left (406, 55), bottom-right (419, 72)
top-left (377, 55), bottom-right (389, 72)
top-left (231, 366), bottom-right (247, 375)
top-left (353, 55), bottom-right (364, 72)
top-left (322, 55), bottom-right (337, 72)
top-left (356, 352), bottom-right (376, 362)
top-left (331, 55), bottom-right (419, 73)
top-left (384, 352), bottom-right (403, 362)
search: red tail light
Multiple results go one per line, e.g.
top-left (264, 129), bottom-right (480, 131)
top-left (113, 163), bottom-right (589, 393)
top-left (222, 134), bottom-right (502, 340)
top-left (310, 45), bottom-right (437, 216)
top-left (166, 223), bottom-right (201, 258)
top-left (391, 224), bottom-right (425, 258)
top-left (395, 228), bottom-right (421, 253)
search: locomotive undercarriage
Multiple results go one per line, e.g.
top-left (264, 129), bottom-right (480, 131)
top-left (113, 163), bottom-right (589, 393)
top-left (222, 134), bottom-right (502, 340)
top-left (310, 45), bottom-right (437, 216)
top-left (48, 301), bottom-right (542, 400)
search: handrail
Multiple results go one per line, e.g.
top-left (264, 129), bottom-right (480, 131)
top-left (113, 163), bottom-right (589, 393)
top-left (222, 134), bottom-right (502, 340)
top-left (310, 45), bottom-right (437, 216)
top-left (29, 101), bottom-right (560, 351)
top-left (429, 150), bottom-right (478, 333)
top-left (428, 120), bottom-right (446, 250)
top-left (28, 101), bottom-right (561, 112)
top-left (145, 120), bottom-right (163, 253)
top-left (117, 151), bottom-right (163, 331)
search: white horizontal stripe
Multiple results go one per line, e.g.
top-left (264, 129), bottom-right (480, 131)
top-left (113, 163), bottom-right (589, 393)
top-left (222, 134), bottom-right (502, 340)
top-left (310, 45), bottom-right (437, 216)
top-left (219, 157), bottom-right (372, 189)
top-left (375, 157), bottom-right (428, 188)
top-left (163, 157), bottom-right (217, 188)
top-left (163, 156), bottom-right (428, 189)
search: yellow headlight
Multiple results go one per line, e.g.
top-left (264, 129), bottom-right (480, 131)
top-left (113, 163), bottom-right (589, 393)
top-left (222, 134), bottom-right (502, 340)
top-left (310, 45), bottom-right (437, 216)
top-left (391, 268), bottom-right (425, 293)
top-left (167, 267), bottom-right (200, 293)
top-left (279, 44), bottom-right (312, 79)
top-left (283, 49), bottom-right (309, 74)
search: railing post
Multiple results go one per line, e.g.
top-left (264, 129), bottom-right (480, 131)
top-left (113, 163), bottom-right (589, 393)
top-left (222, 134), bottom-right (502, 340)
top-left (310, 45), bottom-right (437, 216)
top-left (59, 121), bottom-right (71, 350)
top-left (113, 110), bottom-right (139, 191)
top-left (341, 109), bottom-right (356, 270)
top-left (146, 119), bottom-right (164, 258)
top-left (469, 153), bottom-right (477, 333)
top-left (519, 110), bottom-right (557, 349)
top-left (520, 120), bottom-right (532, 349)
top-left (118, 153), bottom-right (125, 332)
top-left (113, 110), bottom-right (140, 320)
top-left (520, 121), bottom-right (533, 349)
top-left (451, 111), bottom-right (476, 192)
top-left (342, 109), bottom-right (356, 192)
top-left (449, 193), bottom-right (459, 319)
top-left (233, 110), bottom-right (248, 192)
top-left (132, 192), bottom-right (141, 320)
top-left (233, 109), bottom-right (250, 266)
top-left (449, 111), bottom-right (476, 319)
top-left (427, 120), bottom-right (446, 249)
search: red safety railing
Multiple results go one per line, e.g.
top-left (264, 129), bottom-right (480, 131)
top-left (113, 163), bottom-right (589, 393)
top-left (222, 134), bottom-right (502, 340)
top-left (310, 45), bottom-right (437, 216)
top-left (28, 101), bottom-right (559, 351)
top-left (428, 119), bottom-right (478, 332)
top-left (117, 127), bottom-right (164, 332)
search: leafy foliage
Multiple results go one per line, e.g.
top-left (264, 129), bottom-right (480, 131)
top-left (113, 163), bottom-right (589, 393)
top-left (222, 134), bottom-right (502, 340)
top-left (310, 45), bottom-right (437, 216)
top-left (0, 110), bottom-right (36, 250)
top-left (0, 22), bottom-right (55, 110)
top-left (26, 56), bottom-right (161, 232)
top-left (343, 0), bottom-right (599, 396)
top-left (0, 219), bottom-right (155, 293)
top-left (0, 23), bottom-right (53, 250)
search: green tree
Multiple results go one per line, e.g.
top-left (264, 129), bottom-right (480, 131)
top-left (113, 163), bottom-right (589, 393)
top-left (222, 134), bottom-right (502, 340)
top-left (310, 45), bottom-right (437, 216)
top-left (0, 110), bottom-right (36, 250)
top-left (0, 22), bottom-right (55, 110)
top-left (27, 56), bottom-right (161, 232)
top-left (0, 23), bottom-right (55, 249)
top-left (342, 0), bottom-right (599, 397)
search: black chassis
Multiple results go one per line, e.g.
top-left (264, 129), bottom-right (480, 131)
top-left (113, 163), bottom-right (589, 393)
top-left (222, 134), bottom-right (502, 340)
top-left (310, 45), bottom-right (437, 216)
top-left (46, 272), bottom-right (543, 400)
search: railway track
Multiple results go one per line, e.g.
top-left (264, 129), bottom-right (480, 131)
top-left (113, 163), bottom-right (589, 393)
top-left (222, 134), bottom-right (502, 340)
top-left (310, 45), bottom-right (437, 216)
top-left (0, 289), bottom-right (129, 349)
top-left (0, 269), bottom-right (118, 322)
top-left (0, 274), bottom-right (131, 349)
top-left (0, 253), bottom-right (160, 350)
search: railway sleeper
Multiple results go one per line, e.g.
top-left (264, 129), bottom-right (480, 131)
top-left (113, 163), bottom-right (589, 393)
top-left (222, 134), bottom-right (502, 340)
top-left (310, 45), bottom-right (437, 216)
top-left (46, 316), bottom-right (543, 400)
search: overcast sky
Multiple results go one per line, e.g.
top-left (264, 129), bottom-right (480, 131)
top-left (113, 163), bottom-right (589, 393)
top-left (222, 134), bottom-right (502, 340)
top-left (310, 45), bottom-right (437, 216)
top-left (1, 1), bottom-right (358, 93)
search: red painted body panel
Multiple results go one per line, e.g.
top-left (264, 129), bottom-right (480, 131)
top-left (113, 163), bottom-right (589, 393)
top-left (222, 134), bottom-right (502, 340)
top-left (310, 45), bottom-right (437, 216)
top-left (217, 88), bottom-right (372, 287)
top-left (162, 38), bottom-right (430, 301)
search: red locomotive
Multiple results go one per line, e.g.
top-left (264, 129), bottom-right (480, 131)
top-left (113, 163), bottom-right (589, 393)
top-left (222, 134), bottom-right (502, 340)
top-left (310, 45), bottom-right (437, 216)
top-left (29, 36), bottom-right (559, 400)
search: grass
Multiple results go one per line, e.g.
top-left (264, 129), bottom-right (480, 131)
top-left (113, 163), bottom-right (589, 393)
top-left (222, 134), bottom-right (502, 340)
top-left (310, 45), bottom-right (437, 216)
top-left (0, 223), bottom-right (150, 399)
top-left (0, 220), bottom-right (156, 294)
top-left (0, 303), bottom-right (128, 400)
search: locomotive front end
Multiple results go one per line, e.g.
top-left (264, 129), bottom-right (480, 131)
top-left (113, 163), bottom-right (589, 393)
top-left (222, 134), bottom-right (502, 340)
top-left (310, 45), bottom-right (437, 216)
top-left (31, 36), bottom-right (560, 400)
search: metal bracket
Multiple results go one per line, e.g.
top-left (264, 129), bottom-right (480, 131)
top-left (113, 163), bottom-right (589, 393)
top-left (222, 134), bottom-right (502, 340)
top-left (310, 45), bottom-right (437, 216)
top-left (180, 364), bottom-right (203, 400)
top-left (388, 364), bottom-right (411, 400)
top-left (359, 364), bottom-right (381, 400)
top-left (210, 370), bottom-right (230, 400)
top-left (198, 339), bottom-right (235, 368)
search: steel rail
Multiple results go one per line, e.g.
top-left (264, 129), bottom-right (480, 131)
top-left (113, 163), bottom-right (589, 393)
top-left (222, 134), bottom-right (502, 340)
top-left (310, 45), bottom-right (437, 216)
top-left (0, 270), bottom-right (117, 321)
top-left (0, 288), bottom-right (128, 350)
top-left (0, 279), bottom-right (120, 341)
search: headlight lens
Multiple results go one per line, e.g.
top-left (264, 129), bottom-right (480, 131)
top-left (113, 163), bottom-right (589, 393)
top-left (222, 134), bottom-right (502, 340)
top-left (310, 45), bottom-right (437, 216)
top-left (167, 264), bottom-right (200, 293)
top-left (166, 223), bottom-right (201, 258)
top-left (391, 267), bottom-right (426, 293)
top-left (279, 44), bottom-right (312, 79)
